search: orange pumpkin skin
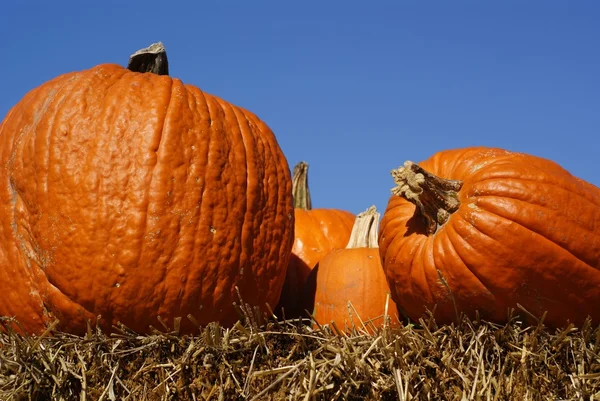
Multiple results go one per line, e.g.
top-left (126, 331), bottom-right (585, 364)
top-left (379, 147), bottom-right (600, 328)
top-left (292, 209), bottom-right (356, 282)
top-left (310, 248), bottom-right (400, 331)
top-left (277, 209), bottom-right (355, 317)
top-left (276, 162), bottom-right (355, 318)
top-left (0, 63), bottom-right (294, 335)
top-left (309, 207), bottom-right (400, 332)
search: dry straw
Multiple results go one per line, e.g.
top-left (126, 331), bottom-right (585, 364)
top-left (1, 298), bottom-right (600, 400)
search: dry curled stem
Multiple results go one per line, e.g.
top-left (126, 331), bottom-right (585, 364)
top-left (391, 161), bottom-right (463, 235)
top-left (127, 41), bottom-right (169, 75)
top-left (292, 161), bottom-right (312, 210)
top-left (346, 205), bottom-right (379, 249)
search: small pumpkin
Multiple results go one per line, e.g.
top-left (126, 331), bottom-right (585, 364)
top-left (379, 147), bottom-right (600, 328)
top-left (307, 206), bottom-right (400, 332)
top-left (0, 43), bottom-right (294, 335)
top-left (276, 162), bottom-right (354, 318)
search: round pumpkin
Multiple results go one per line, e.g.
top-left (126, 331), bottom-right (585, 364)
top-left (308, 206), bottom-right (400, 332)
top-left (0, 43), bottom-right (294, 335)
top-left (379, 146), bottom-right (600, 328)
top-left (276, 161), bottom-right (354, 318)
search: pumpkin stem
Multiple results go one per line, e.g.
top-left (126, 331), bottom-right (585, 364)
top-left (346, 205), bottom-right (380, 249)
top-left (127, 42), bottom-right (169, 75)
top-left (292, 161), bottom-right (312, 210)
top-left (391, 161), bottom-right (463, 235)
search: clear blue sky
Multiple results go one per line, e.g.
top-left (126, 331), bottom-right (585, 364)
top-left (1, 1), bottom-right (598, 216)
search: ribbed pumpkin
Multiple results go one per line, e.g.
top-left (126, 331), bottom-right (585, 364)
top-left (0, 43), bottom-right (294, 335)
top-left (379, 147), bottom-right (600, 328)
top-left (308, 206), bottom-right (400, 332)
top-left (276, 162), bottom-right (354, 318)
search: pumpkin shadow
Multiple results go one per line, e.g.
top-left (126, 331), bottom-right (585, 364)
top-left (302, 263), bottom-right (319, 319)
top-left (274, 254), bottom-right (313, 320)
top-left (403, 211), bottom-right (428, 237)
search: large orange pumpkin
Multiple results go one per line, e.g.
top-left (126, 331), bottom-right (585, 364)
top-left (0, 43), bottom-right (294, 335)
top-left (276, 162), bottom-right (354, 318)
top-left (308, 206), bottom-right (400, 332)
top-left (379, 147), bottom-right (600, 328)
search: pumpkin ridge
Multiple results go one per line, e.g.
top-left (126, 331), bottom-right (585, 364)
top-left (190, 90), bottom-right (218, 305)
top-left (244, 106), bottom-right (276, 292)
top-left (41, 278), bottom-right (97, 323)
top-left (443, 216), bottom-right (501, 298)
top-left (464, 172), bottom-right (600, 269)
top-left (248, 110), bottom-right (290, 293)
top-left (232, 105), bottom-right (267, 284)
top-left (9, 189), bottom-right (46, 310)
top-left (188, 87), bottom-right (216, 298)
top-left (11, 176), bottom-right (100, 329)
top-left (417, 236), bottom-right (438, 308)
top-left (395, 237), bottom-right (424, 308)
top-left (37, 81), bottom-right (78, 306)
top-left (219, 95), bottom-right (252, 291)
top-left (475, 191), bottom-right (599, 235)
top-left (467, 198), bottom-right (599, 270)
top-left (224, 100), bottom-right (253, 305)
top-left (9, 75), bottom-right (85, 311)
top-left (137, 76), bottom-right (176, 303)
top-left (468, 175), bottom-right (600, 210)
top-left (270, 121), bottom-right (295, 290)
top-left (122, 76), bottom-right (173, 300)
top-left (31, 75), bottom-right (83, 228)
top-left (40, 84), bottom-right (74, 207)
top-left (425, 241), bottom-right (462, 318)
top-left (469, 154), bottom-right (600, 208)
top-left (439, 223), bottom-right (497, 299)
top-left (456, 200), bottom-right (599, 275)
top-left (202, 94), bottom-right (238, 306)
top-left (422, 213), bottom-right (512, 322)
top-left (452, 205), bottom-right (600, 320)
top-left (467, 171), bottom-right (600, 263)
top-left (108, 73), bottom-right (158, 292)
top-left (230, 102), bottom-right (262, 295)
top-left (264, 114), bottom-right (295, 299)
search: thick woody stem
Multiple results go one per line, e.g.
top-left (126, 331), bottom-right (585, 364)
top-left (391, 161), bottom-right (463, 235)
top-left (292, 161), bottom-right (312, 210)
top-left (346, 205), bottom-right (380, 249)
top-left (127, 42), bottom-right (169, 75)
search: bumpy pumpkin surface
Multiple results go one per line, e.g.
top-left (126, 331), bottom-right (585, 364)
top-left (276, 162), bottom-right (354, 318)
top-left (379, 147), bottom-right (600, 328)
top-left (309, 206), bottom-right (400, 332)
top-left (0, 44), bottom-right (294, 335)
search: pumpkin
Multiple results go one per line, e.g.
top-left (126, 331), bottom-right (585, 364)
top-left (275, 161), bottom-right (354, 318)
top-left (0, 42), bottom-right (294, 335)
top-left (307, 206), bottom-right (400, 332)
top-left (379, 147), bottom-right (600, 328)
